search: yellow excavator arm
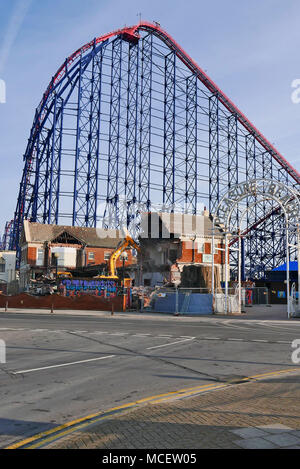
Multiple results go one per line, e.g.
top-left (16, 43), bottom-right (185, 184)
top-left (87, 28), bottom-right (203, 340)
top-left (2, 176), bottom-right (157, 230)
top-left (108, 235), bottom-right (140, 278)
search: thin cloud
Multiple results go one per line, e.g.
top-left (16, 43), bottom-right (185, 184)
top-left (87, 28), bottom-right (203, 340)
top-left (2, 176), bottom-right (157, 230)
top-left (0, 0), bottom-right (33, 74)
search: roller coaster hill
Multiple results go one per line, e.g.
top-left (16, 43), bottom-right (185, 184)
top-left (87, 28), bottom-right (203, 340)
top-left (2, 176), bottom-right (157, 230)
top-left (1, 21), bottom-right (300, 279)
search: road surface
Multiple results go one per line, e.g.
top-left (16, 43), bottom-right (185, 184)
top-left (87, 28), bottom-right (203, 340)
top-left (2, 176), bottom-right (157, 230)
top-left (0, 311), bottom-right (299, 447)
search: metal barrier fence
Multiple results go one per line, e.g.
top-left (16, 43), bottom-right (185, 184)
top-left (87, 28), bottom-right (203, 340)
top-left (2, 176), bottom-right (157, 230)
top-left (241, 287), bottom-right (269, 306)
top-left (131, 286), bottom-right (214, 315)
top-left (131, 285), bottom-right (270, 314)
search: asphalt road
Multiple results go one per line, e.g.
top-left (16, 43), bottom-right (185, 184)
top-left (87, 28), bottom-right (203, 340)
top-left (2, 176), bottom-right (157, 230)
top-left (1, 311), bottom-right (300, 448)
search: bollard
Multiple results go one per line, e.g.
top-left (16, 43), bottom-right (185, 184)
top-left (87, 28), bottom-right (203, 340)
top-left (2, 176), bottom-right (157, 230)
top-left (111, 304), bottom-right (114, 316)
top-left (51, 303), bottom-right (54, 314)
top-left (5, 301), bottom-right (8, 312)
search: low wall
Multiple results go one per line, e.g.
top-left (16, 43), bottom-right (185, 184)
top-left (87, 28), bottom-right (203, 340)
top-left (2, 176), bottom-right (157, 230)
top-left (0, 293), bottom-right (123, 311)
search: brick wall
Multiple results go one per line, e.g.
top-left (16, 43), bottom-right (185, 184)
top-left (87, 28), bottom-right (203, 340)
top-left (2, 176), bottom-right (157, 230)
top-left (84, 247), bottom-right (134, 267)
top-left (178, 240), bottom-right (223, 264)
top-left (27, 247), bottom-right (37, 266)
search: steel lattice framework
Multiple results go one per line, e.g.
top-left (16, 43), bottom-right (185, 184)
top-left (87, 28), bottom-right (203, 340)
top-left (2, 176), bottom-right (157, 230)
top-left (10, 21), bottom-right (300, 276)
top-left (0, 220), bottom-right (14, 251)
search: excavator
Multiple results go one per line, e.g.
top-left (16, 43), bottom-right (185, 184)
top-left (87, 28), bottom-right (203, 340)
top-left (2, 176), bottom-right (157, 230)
top-left (95, 233), bottom-right (141, 285)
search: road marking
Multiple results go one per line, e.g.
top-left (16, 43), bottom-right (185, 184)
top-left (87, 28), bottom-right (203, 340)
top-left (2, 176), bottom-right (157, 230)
top-left (12, 355), bottom-right (115, 374)
top-left (146, 337), bottom-right (195, 350)
top-left (203, 337), bottom-right (221, 340)
top-left (133, 334), bottom-right (152, 337)
top-left (109, 333), bottom-right (128, 336)
top-left (252, 339), bottom-right (268, 343)
top-left (7, 367), bottom-right (300, 450)
top-left (228, 338), bottom-right (243, 341)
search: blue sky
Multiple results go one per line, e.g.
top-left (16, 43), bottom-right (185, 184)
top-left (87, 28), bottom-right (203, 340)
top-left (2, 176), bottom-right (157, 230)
top-left (0, 0), bottom-right (300, 231)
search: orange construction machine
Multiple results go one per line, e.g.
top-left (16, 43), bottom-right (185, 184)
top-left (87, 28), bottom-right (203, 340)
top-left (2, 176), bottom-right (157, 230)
top-left (95, 234), bottom-right (140, 283)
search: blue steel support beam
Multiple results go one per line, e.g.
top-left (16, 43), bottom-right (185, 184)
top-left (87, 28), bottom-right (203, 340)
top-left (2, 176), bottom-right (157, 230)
top-left (49, 97), bottom-right (64, 224)
top-left (105, 37), bottom-right (123, 228)
top-left (138, 33), bottom-right (152, 211)
top-left (209, 93), bottom-right (219, 214)
top-left (185, 75), bottom-right (197, 214)
top-left (125, 41), bottom-right (139, 230)
top-left (163, 50), bottom-right (176, 208)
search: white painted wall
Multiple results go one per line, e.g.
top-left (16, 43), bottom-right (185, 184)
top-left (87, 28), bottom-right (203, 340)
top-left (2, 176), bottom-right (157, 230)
top-left (51, 247), bottom-right (77, 268)
top-left (0, 251), bottom-right (16, 283)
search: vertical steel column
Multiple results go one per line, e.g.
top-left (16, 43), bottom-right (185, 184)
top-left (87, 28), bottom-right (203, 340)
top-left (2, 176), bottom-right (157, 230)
top-left (163, 51), bottom-right (176, 208)
top-left (72, 52), bottom-right (83, 225)
top-left (125, 42), bottom-right (139, 231)
top-left (138, 34), bottom-right (152, 210)
top-left (105, 38), bottom-right (123, 228)
top-left (48, 97), bottom-right (64, 224)
top-left (245, 134), bottom-right (258, 277)
top-left (85, 45), bottom-right (103, 227)
top-left (185, 75), bottom-right (197, 214)
top-left (33, 122), bottom-right (52, 223)
top-left (72, 41), bottom-right (103, 226)
top-left (209, 93), bottom-right (219, 214)
top-left (227, 114), bottom-right (239, 277)
top-left (227, 114), bottom-right (238, 189)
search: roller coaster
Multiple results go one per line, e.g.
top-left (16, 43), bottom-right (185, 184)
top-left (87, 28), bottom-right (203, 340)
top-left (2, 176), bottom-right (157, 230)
top-left (4, 21), bottom-right (299, 277)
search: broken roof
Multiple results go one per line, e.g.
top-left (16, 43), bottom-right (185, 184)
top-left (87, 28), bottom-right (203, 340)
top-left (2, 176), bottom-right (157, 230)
top-left (22, 220), bottom-right (126, 248)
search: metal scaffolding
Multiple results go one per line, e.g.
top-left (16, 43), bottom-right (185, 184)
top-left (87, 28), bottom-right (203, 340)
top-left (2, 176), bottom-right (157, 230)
top-left (8, 21), bottom-right (299, 276)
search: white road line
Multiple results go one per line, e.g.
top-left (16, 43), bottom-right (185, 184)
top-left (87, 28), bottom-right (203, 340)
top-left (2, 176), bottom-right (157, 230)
top-left (13, 355), bottom-right (116, 374)
top-left (203, 337), bottom-right (221, 340)
top-left (228, 338), bottom-right (243, 341)
top-left (146, 338), bottom-right (195, 350)
top-left (109, 333), bottom-right (128, 336)
top-left (252, 339), bottom-right (268, 342)
top-left (133, 334), bottom-right (152, 337)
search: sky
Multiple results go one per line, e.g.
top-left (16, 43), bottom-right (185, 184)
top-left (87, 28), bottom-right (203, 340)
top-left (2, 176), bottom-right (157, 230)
top-left (0, 0), bottom-right (300, 232)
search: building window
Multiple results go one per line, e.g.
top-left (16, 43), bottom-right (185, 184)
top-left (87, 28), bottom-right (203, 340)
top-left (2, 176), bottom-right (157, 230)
top-left (88, 252), bottom-right (95, 261)
top-left (197, 242), bottom-right (204, 253)
top-left (0, 262), bottom-right (5, 273)
top-left (104, 251), bottom-right (111, 261)
top-left (37, 248), bottom-right (44, 261)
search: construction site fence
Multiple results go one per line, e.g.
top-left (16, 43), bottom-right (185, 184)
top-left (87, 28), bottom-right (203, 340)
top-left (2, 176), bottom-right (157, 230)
top-left (131, 285), bottom-right (270, 315)
top-left (131, 286), bottom-right (215, 315)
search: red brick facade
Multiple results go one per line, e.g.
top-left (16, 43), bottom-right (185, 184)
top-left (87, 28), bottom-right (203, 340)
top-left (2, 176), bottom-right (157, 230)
top-left (178, 240), bottom-right (223, 264)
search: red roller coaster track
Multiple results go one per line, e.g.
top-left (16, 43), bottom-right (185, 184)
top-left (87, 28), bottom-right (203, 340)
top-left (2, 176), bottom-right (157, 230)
top-left (44, 21), bottom-right (299, 185)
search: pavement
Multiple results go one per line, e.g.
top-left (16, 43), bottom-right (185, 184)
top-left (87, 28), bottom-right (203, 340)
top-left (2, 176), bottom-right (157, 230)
top-left (42, 369), bottom-right (300, 450)
top-left (1, 304), bottom-right (300, 449)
